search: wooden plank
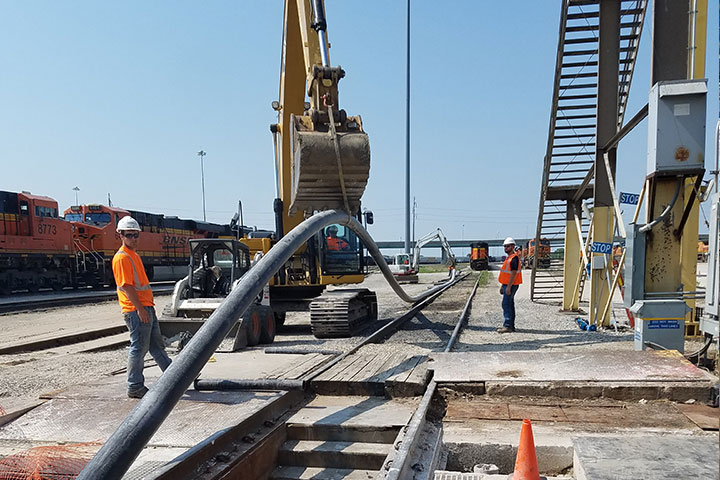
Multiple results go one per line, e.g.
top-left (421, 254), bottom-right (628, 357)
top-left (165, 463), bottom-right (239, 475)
top-left (386, 355), bottom-right (424, 384)
top-left (676, 404), bottom-right (719, 430)
top-left (348, 351), bottom-right (399, 383)
top-left (370, 354), bottom-right (421, 383)
top-left (445, 400), bottom-right (510, 420)
top-left (273, 353), bottom-right (326, 380)
top-left (387, 357), bottom-right (430, 397)
top-left (313, 354), bottom-right (374, 382)
top-left (333, 355), bottom-right (377, 382)
top-left (266, 353), bottom-right (321, 380)
top-left (508, 404), bottom-right (568, 422)
top-left (364, 352), bottom-right (409, 383)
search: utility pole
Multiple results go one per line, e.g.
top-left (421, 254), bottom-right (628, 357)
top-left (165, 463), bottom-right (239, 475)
top-left (404, 0), bottom-right (411, 255)
top-left (411, 197), bottom-right (417, 244)
top-left (197, 150), bottom-right (207, 221)
top-left (72, 186), bottom-right (80, 206)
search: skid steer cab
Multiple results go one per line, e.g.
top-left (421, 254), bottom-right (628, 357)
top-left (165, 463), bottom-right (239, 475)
top-left (159, 239), bottom-right (275, 349)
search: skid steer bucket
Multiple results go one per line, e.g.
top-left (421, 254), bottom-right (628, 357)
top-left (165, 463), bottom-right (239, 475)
top-left (290, 120), bottom-right (370, 215)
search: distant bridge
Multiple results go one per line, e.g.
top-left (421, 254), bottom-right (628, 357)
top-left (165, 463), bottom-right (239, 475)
top-left (375, 233), bottom-right (710, 250)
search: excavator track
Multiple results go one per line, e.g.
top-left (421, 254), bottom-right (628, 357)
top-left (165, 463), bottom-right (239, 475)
top-left (309, 288), bottom-right (378, 338)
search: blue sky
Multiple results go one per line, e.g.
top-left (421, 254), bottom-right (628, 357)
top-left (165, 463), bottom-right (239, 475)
top-left (2, 1), bottom-right (718, 255)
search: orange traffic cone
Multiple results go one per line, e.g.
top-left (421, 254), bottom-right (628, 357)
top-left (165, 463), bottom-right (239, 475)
top-left (512, 419), bottom-right (540, 480)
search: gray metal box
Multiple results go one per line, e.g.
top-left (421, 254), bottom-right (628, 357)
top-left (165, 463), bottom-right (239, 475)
top-left (647, 79), bottom-right (706, 176)
top-left (631, 300), bottom-right (689, 352)
top-left (624, 224), bottom-right (646, 308)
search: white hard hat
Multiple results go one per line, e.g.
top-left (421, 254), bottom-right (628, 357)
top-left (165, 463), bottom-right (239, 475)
top-left (117, 216), bottom-right (141, 232)
top-left (503, 237), bottom-right (516, 246)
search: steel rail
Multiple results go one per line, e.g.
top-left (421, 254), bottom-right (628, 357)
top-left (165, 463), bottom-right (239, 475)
top-left (192, 271), bottom-right (468, 392)
top-left (383, 276), bottom-right (481, 480)
top-left (78, 209), bottom-right (461, 479)
top-left (0, 284), bottom-right (174, 315)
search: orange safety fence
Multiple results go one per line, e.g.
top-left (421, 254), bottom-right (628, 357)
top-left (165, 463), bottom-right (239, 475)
top-left (0, 443), bottom-right (99, 480)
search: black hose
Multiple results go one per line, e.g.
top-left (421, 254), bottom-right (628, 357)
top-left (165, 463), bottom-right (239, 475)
top-left (194, 378), bottom-right (305, 391)
top-left (77, 210), bottom-right (459, 479)
top-left (684, 335), bottom-right (714, 361)
top-left (639, 178), bottom-right (683, 233)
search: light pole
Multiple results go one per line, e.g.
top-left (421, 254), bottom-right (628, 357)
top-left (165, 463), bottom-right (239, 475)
top-left (197, 150), bottom-right (207, 221)
top-left (73, 186), bottom-right (80, 206)
top-left (404, 0), bottom-right (411, 255)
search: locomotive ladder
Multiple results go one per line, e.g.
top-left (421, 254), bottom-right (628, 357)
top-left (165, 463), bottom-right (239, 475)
top-left (530, 0), bottom-right (647, 304)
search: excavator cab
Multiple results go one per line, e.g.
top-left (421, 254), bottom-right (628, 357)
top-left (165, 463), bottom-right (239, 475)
top-left (319, 223), bottom-right (363, 275)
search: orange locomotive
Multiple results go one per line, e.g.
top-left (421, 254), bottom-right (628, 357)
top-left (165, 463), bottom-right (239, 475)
top-left (0, 189), bottom-right (233, 294)
top-left (469, 242), bottom-right (489, 271)
top-left (64, 204), bottom-right (231, 286)
top-left (523, 238), bottom-right (551, 269)
top-left (0, 191), bottom-right (75, 293)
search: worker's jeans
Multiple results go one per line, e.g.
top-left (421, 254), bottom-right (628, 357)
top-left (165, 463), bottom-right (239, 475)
top-left (501, 284), bottom-right (519, 329)
top-left (124, 306), bottom-right (171, 394)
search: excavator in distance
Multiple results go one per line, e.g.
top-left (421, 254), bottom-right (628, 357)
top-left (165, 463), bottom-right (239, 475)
top-left (239, 0), bottom-right (376, 338)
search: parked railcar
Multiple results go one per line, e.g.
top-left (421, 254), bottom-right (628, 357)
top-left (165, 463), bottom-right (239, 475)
top-left (0, 189), bottom-right (235, 295)
top-left (65, 204), bottom-right (233, 286)
top-left (469, 242), bottom-right (489, 271)
top-left (0, 191), bottom-right (75, 294)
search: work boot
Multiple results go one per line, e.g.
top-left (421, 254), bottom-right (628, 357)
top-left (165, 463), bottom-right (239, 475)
top-left (496, 326), bottom-right (515, 334)
top-left (127, 386), bottom-right (149, 399)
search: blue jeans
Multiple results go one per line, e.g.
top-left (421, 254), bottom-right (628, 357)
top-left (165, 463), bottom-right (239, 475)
top-left (501, 284), bottom-right (519, 329)
top-left (123, 306), bottom-right (171, 393)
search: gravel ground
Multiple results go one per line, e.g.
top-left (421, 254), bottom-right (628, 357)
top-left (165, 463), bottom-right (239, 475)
top-left (0, 296), bottom-right (173, 411)
top-left (457, 269), bottom-right (636, 352)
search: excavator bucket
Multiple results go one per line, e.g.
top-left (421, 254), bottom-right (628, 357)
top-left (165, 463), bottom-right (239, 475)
top-left (290, 124), bottom-right (370, 215)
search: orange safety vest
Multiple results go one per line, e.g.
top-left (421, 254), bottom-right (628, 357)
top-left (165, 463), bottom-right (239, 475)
top-left (112, 246), bottom-right (154, 313)
top-left (327, 236), bottom-right (348, 251)
top-left (498, 253), bottom-right (522, 285)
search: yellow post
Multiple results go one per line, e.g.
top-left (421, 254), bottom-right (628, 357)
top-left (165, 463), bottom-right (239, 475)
top-left (590, 206), bottom-right (614, 326)
top-left (644, 180), bottom-right (685, 295)
top-left (563, 209), bottom-right (582, 311)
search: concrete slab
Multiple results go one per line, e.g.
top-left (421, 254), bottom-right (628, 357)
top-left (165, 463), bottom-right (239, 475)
top-left (429, 350), bottom-right (714, 383)
top-left (0, 391), bottom-right (285, 446)
top-left (573, 435), bottom-right (719, 480)
top-left (287, 396), bottom-right (417, 430)
top-left (143, 350), bottom-right (330, 382)
top-left (0, 374), bottom-right (292, 478)
top-left (272, 465), bottom-right (377, 479)
top-left (279, 439), bottom-right (391, 470)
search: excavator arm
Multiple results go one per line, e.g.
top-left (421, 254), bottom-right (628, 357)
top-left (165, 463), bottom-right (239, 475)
top-left (273, 0), bottom-right (370, 235)
top-left (411, 228), bottom-right (457, 271)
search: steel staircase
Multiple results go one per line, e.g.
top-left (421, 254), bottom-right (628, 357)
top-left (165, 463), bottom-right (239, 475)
top-left (531, 0), bottom-right (647, 304)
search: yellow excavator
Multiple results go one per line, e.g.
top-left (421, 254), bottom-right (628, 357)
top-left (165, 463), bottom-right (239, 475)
top-left (241, 0), bottom-right (376, 337)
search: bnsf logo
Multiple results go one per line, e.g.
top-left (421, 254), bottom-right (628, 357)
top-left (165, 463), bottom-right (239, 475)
top-left (163, 235), bottom-right (189, 245)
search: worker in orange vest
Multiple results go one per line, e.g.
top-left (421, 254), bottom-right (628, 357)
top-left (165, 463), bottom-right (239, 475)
top-left (326, 225), bottom-right (350, 251)
top-left (498, 237), bottom-right (522, 333)
top-left (112, 216), bottom-right (172, 399)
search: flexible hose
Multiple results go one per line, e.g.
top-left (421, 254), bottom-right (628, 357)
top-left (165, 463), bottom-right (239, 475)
top-left (78, 209), bottom-right (456, 479)
top-left (639, 178), bottom-right (683, 233)
top-left (684, 335), bottom-right (714, 361)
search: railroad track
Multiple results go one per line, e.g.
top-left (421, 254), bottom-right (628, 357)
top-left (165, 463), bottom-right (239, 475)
top-left (6, 270), bottom-right (479, 479)
top-left (0, 282), bottom-right (175, 315)
top-left (183, 271), bottom-right (481, 480)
